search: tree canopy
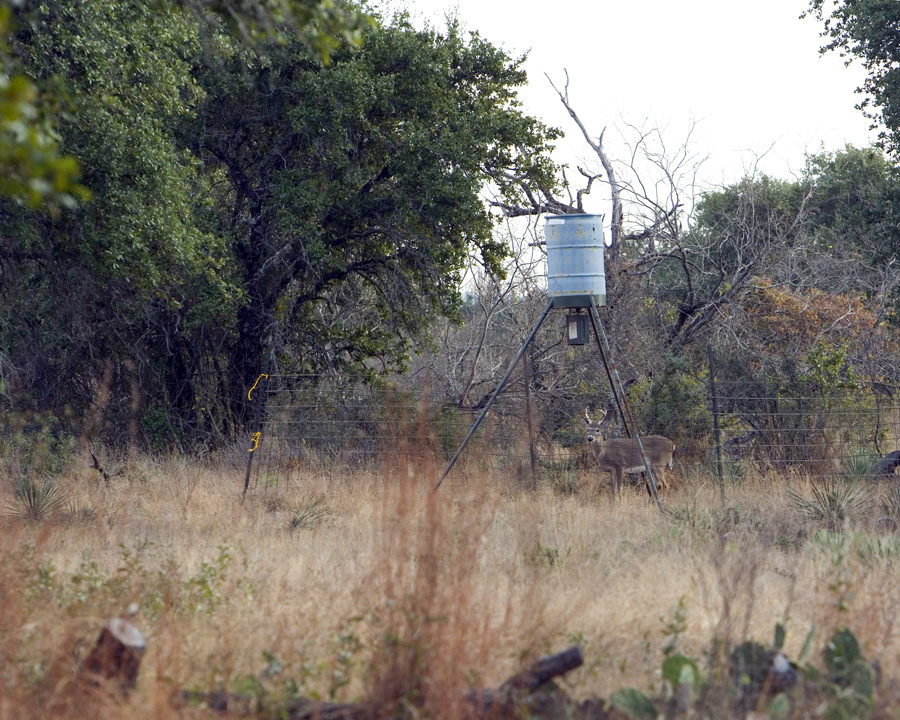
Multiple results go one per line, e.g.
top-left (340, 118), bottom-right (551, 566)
top-left (805, 0), bottom-right (900, 155)
top-left (0, 0), bottom-right (560, 446)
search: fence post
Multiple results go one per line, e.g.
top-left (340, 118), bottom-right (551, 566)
top-left (243, 335), bottom-right (274, 498)
top-left (708, 342), bottom-right (726, 506)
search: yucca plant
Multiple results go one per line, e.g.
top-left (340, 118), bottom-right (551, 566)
top-left (879, 485), bottom-right (900, 524)
top-left (842, 447), bottom-right (879, 481)
top-left (62, 501), bottom-right (97, 525)
top-left (5, 477), bottom-right (65, 522)
top-left (287, 493), bottom-right (334, 533)
top-left (788, 479), bottom-right (871, 532)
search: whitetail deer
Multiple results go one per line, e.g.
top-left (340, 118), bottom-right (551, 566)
top-left (581, 409), bottom-right (675, 497)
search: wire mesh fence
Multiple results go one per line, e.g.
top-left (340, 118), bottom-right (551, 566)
top-left (243, 374), bottom-right (900, 493)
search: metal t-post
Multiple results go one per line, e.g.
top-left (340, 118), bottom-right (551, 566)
top-left (435, 299), bottom-right (554, 491)
top-left (242, 335), bottom-right (274, 498)
top-left (587, 297), bottom-right (662, 510)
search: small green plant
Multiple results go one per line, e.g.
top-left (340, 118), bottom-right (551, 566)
top-left (5, 477), bottom-right (65, 521)
top-left (609, 687), bottom-right (658, 720)
top-left (61, 501), bottom-right (96, 525)
top-left (541, 460), bottom-right (580, 495)
top-left (660, 596), bottom-right (689, 656)
top-left (261, 473), bottom-right (279, 488)
top-left (186, 543), bottom-right (233, 615)
top-left (789, 479), bottom-right (871, 532)
top-left (812, 530), bottom-right (859, 612)
top-left (843, 447), bottom-right (879, 480)
top-left (328, 621), bottom-right (364, 700)
top-left (664, 502), bottom-right (716, 541)
top-left (538, 544), bottom-right (561, 567)
top-left (724, 461), bottom-right (747, 483)
top-left (817, 627), bottom-right (876, 719)
top-left (287, 494), bottom-right (334, 532)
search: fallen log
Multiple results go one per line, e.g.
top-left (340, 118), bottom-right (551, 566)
top-left (180, 645), bottom-right (585, 719)
top-left (467, 645), bottom-right (584, 714)
top-left (500, 645), bottom-right (584, 694)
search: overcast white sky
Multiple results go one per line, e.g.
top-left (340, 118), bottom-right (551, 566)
top-left (386, 0), bottom-right (877, 212)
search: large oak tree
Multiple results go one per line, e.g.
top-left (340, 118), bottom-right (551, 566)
top-left (0, 1), bottom-right (560, 446)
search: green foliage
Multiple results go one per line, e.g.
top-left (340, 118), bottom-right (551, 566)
top-left (0, 2), bottom-right (88, 209)
top-left (527, 541), bottom-right (568, 568)
top-left (801, 340), bottom-right (861, 399)
top-left (655, 173), bottom-right (803, 348)
top-left (620, 606), bottom-right (879, 719)
top-left (608, 687), bottom-right (657, 720)
top-left (181, 0), bottom-right (373, 62)
top-left (184, 13), bottom-right (561, 396)
top-left (811, 530), bottom-right (860, 611)
top-left (186, 543), bottom-right (234, 615)
top-left (812, 528), bottom-right (900, 569)
top-left (0, 3), bottom-right (560, 448)
top-left (0, 411), bottom-right (75, 478)
top-left (326, 620), bottom-right (364, 700)
top-left (683, 146), bottom-right (900, 443)
top-left (803, 145), bottom-right (900, 266)
top-left (660, 596), bottom-right (689, 656)
top-left (541, 459), bottom-right (580, 495)
top-left (805, 1), bottom-right (900, 157)
top-left (822, 627), bottom-right (875, 719)
top-left (628, 354), bottom-right (710, 442)
top-left (842, 446), bottom-right (879, 480)
top-left (0, 0), bottom-right (237, 443)
top-left (661, 653), bottom-right (702, 689)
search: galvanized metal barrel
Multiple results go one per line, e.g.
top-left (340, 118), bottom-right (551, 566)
top-left (545, 214), bottom-right (606, 307)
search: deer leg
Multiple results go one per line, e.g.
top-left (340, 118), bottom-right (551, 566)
top-left (613, 467), bottom-right (624, 498)
top-left (655, 467), bottom-right (669, 492)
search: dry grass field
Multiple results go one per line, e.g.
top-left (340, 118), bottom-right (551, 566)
top-left (3, 446), bottom-right (900, 719)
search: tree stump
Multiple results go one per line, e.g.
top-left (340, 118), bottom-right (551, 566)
top-left (81, 616), bottom-right (146, 693)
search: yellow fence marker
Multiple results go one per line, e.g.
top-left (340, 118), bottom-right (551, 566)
top-left (248, 374), bottom-right (269, 400)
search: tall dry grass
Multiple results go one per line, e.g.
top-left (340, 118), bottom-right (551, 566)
top-left (3, 447), bottom-right (900, 718)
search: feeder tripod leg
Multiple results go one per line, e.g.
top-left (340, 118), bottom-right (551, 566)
top-left (435, 299), bottom-right (554, 491)
top-left (587, 297), bottom-right (663, 510)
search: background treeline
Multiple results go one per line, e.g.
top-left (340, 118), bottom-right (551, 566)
top-left (3, 0), bottom-right (900, 461)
